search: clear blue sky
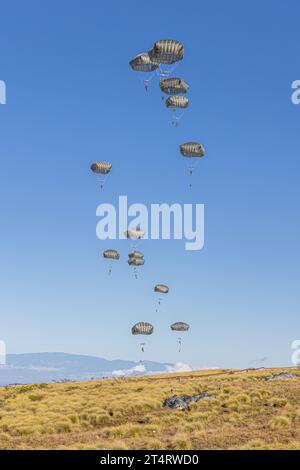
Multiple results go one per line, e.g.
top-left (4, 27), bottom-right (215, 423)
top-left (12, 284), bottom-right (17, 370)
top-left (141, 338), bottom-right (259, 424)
top-left (0, 0), bottom-right (299, 368)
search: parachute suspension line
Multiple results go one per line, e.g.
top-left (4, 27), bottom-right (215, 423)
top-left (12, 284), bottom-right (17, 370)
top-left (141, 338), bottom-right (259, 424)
top-left (99, 171), bottom-right (111, 190)
top-left (172, 109), bottom-right (186, 127)
top-left (155, 298), bottom-right (162, 313)
top-left (140, 70), bottom-right (156, 91)
top-left (186, 157), bottom-right (201, 188)
top-left (157, 62), bottom-right (179, 80)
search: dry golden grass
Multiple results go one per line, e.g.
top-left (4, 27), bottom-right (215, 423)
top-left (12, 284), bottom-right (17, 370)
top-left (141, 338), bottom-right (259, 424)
top-left (0, 368), bottom-right (299, 450)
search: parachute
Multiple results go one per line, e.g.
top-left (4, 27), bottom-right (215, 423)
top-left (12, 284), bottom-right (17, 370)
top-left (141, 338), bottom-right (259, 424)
top-left (129, 53), bottom-right (159, 72)
top-left (132, 322), bottom-right (153, 355)
top-left (90, 161), bottom-right (112, 174)
top-left (166, 95), bottom-right (189, 109)
top-left (129, 250), bottom-right (144, 260)
top-left (103, 249), bottom-right (120, 260)
top-left (128, 251), bottom-right (144, 278)
top-left (171, 322), bottom-right (190, 352)
top-left (129, 52), bottom-right (159, 91)
top-left (103, 249), bottom-right (120, 275)
top-left (179, 142), bottom-right (205, 186)
top-left (90, 161), bottom-right (112, 189)
top-left (128, 257), bottom-right (145, 266)
top-left (160, 77), bottom-right (189, 96)
top-left (171, 322), bottom-right (190, 331)
top-left (132, 322), bottom-right (154, 335)
top-left (180, 142), bottom-right (205, 158)
top-left (154, 284), bottom-right (169, 312)
top-left (154, 284), bottom-right (169, 294)
top-left (124, 228), bottom-right (146, 240)
top-left (166, 96), bottom-right (189, 127)
top-left (149, 40), bottom-right (184, 65)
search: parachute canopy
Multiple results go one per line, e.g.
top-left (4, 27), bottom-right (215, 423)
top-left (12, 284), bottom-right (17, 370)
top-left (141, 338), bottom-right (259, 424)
top-left (180, 142), bottom-right (205, 158)
top-left (160, 77), bottom-right (189, 95)
top-left (171, 322), bottom-right (190, 332)
top-left (128, 257), bottom-right (145, 266)
top-left (128, 251), bottom-right (144, 259)
top-left (166, 95), bottom-right (189, 109)
top-left (90, 161), bottom-right (112, 175)
top-left (124, 228), bottom-right (146, 240)
top-left (149, 40), bottom-right (184, 65)
top-left (132, 322), bottom-right (154, 335)
top-left (154, 284), bottom-right (169, 294)
top-left (103, 249), bottom-right (120, 260)
top-left (129, 53), bottom-right (159, 72)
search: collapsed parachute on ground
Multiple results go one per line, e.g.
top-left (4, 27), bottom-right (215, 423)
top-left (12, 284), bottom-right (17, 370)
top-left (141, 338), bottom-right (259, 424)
top-left (154, 284), bottom-right (169, 294)
top-left (160, 77), bottom-right (189, 95)
top-left (180, 142), bottom-right (205, 158)
top-left (171, 322), bottom-right (190, 331)
top-left (129, 53), bottom-right (159, 72)
top-left (149, 39), bottom-right (184, 65)
top-left (132, 322), bottom-right (154, 335)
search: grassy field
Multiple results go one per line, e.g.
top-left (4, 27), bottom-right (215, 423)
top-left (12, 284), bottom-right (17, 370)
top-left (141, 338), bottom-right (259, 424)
top-left (0, 368), bottom-right (299, 450)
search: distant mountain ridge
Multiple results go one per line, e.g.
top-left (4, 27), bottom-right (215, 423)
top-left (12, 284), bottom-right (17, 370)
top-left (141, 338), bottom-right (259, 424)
top-left (0, 352), bottom-right (172, 386)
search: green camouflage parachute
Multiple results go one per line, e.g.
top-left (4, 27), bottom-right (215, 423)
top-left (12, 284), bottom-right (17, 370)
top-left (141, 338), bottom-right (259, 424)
top-left (180, 142), bottom-right (205, 158)
top-left (149, 40), bottom-right (184, 64)
top-left (160, 77), bottom-right (189, 95)
top-left (132, 322), bottom-right (154, 335)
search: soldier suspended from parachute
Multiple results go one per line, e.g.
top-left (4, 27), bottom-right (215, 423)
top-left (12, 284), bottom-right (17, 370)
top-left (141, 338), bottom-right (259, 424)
top-left (129, 52), bottom-right (159, 91)
top-left (132, 322), bottom-right (154, 354)
top-left (170, 322), bottom-right (190, 352)
top-left (103, 249), bottom-right (120, 275)
top-left (154, 284), bottom-right (169, 312)
top-left (180, 142), bottom-right (205, 187)
top-left (90, 161), bottom-right (112, 189)
top-left (166, 95), bottom-right (189, 127)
